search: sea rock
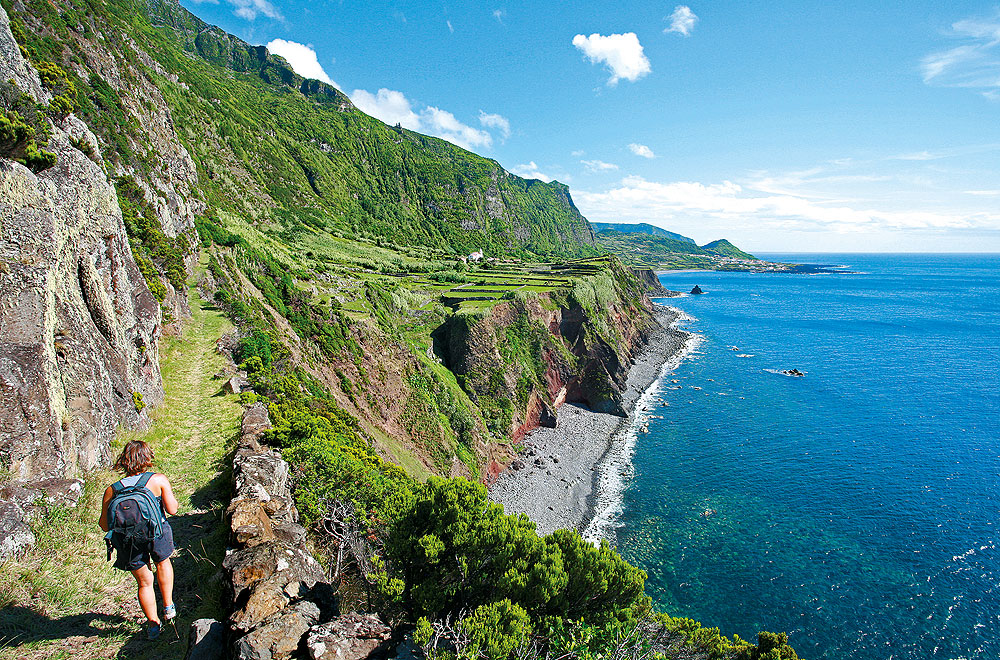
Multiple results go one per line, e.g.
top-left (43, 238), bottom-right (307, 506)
top-left (185, 619), bottom-right (227, 660)
top-left (306, 613), bottom-right (392, 660)
top-left (233, 599), bottom-right (320, 660)
top-left (690, 285), bottom-right (704, 295)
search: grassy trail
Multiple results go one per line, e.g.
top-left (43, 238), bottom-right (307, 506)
top-left (0, 286), bottom-right (242, 660)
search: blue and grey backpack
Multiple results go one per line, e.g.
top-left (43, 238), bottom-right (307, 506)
top-left (104, 472), bottom-right (164, 561)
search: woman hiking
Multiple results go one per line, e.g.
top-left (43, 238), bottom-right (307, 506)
top-left (98, 440), bottom-right (179, 640)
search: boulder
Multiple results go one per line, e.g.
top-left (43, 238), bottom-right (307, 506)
top-left (306, 614), bottom-right (391, 660)
top-left (224, 374), bottom-right (249, 395)
top-left (224, 541), bottom-right (326, 631)
top-left (0, 500), bottom-right (35, 560)
top-left (538, 400), bottom-right (557, 428)
top-left (240, 403), bottom-right (272, 445)
top-left (233, 599), bottom-right (320, 660)
top-left (33, 477), bottom-right (84, 507)
top-left (185, 618), bottom-right (227, 660)
top-left (690, 285), bottom-right (704, 295)
top-left (0, 483), bottom-right (42, 514)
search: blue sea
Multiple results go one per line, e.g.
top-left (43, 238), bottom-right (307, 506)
top-left (614, 254), bottom-right (1000, 660)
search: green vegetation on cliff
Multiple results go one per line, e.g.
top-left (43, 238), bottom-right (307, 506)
top-left (3, 0), bottom-right (799, 657)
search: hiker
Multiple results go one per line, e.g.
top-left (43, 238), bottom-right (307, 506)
top-left (98, 440), bottom-right (179, 640)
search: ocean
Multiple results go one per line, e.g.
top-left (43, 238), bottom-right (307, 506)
top-left (613, 254), bottom-right (1000, 660)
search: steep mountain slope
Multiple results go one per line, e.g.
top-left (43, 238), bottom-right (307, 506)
top-left (10, 0), bottom-right (596, 262)
top-left (0, 0), bottom-right (605, 484)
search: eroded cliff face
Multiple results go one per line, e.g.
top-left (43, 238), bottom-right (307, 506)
top-left (437, 286), bottom-right (656, 482)
top-left (0, 7), bottom-right (164, 546)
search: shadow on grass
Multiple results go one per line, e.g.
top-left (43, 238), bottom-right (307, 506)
top-left (0, 607), bottom-right (131, 649)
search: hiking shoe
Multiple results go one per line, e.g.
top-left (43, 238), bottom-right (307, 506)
top-left (147, 622), bottom-right (161, 640)
top-left (164, 603), bottom-right (176, 622)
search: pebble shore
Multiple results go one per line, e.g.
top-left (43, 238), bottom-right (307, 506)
top-left (488, 304), bottom-right (693, 537)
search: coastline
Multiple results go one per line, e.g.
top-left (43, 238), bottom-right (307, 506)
top-left (489, 303), bottom-right (696, 538)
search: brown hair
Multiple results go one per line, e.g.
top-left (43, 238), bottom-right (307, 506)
top-left (113, 440), bottom-right (155, 476)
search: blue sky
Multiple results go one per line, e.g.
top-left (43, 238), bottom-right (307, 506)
top-left (181, 0), bottom-right (1000, 252)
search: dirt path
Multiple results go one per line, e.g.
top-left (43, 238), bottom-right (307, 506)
top-left (0, 284), bottom-right (243, 660)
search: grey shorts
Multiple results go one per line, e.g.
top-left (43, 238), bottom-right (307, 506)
top-left (113, 521), bottom-right (175, 571)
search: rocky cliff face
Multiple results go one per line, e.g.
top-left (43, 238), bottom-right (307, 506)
top-left (0, 5), bottom-right (164, 538)
top-left (436, 282), bottom-right (657, 482)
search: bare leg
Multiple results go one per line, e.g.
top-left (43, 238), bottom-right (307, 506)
top-left (154, 557), bottom-right (174, 610)
top-left (130, 565), bottom-right (160, 624)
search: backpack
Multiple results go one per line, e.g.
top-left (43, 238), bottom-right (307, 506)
top-left (104, 472), bottom-right (164, 561)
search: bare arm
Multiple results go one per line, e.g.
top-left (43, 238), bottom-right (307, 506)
top-left (98, 485), bottom-right (113, 531)
top-left (157, 474), bottom-right (179, 516)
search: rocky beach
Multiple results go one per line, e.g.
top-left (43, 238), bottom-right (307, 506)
top-left (489, 303), bottom-right (695, 537)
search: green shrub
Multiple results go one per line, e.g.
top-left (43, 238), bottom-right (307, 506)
top-left (0, 80), bottom-right (56, 173)
top-left (461, 600), bottom-right (532, 660)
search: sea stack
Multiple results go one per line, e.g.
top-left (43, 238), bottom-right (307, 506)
top-left (691, 285), bottom-right (704, 295)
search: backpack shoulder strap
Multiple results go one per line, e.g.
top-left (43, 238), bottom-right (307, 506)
top-left (110, 479), bottom-right (125, 494)
top-left (135, 472), bottom-right (154, 489)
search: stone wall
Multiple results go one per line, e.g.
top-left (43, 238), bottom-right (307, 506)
top-left (186, 403), bottom-right (391, 660)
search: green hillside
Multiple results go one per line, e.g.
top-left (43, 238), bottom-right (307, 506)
top-left (595, 228), bottom-right (767, 271)
top-left (591, 221), bottom-right (696, 244)
top-left (701, 238), bottom-right (757, 260)
top-left (10, 0), bottom-right (595, 261)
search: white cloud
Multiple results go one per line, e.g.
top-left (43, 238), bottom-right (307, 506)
top-left (964, 189), bottom-right (1000, 195)
top-left (349, 88), bottom-right (422, 130)
top-left (890, 150), bottom-right (943, 161)
top-left (582, 159), bottom-right (619, 172)
top-left (572, 32), bottom-right (651, 85)
top-left (665, 6), bottom-right (698, 36)
top-left (628, 143), bottom-right (656, 158)
top-left (349, 89), bottom-right (498, 151)
top-left (479, 111), bottom-right (511, 139)
top-left (422, 106), bottom-right (493, 150)
top-left (575, 175), bottom-right (987, 235)
top-left (227, 0), bottom-right (281, 20)
top-left (922, 14), bottom-right (1000, 96)
top-left (571, 149), bottom-right (586, 157)
top-left (266, 39), bottom-right (336, 86)
top-left (447, 20), bottom-right (454, 33)
top-left (510, 162), bottom-right (553, 182)
top-left (493, 9), bottom-right (506, 24)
